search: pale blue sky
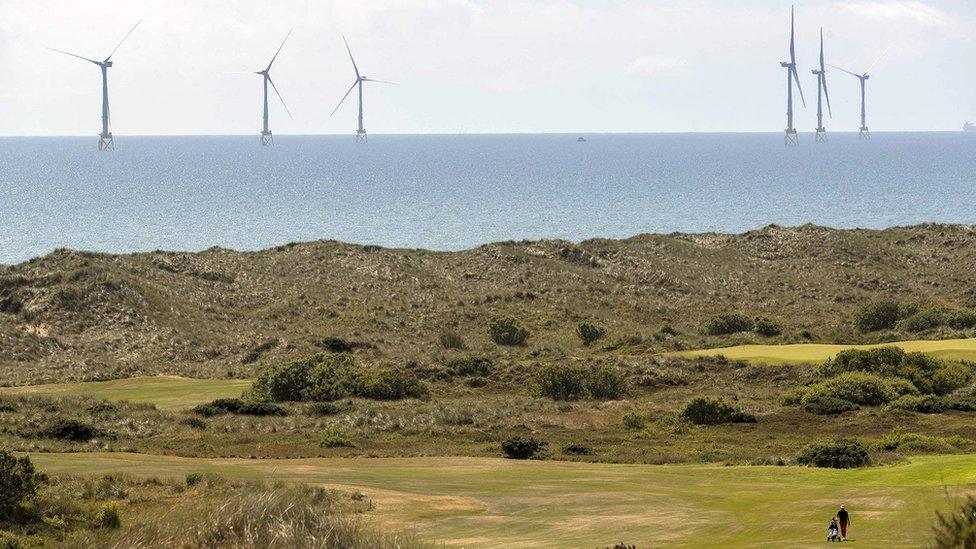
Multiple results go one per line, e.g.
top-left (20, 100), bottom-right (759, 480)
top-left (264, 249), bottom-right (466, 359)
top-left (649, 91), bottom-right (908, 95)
top-left (0, 0), bottom-right (973, 135)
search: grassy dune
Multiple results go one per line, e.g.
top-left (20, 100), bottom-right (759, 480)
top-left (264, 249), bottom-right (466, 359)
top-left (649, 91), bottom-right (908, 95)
top-left (0, 376), bottom-right (250, 410)
top-left (30, 452), bottom-right (976, 548)
top-left (673, 337), bottom-right (976, 364)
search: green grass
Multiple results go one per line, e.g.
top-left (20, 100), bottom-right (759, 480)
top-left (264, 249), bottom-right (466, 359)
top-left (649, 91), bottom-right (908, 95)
top-left (673, 337), bottom-right (976, 364)
top-left (28, 452), bottom-right (976, 548)
top-left (0, 376), bottom-right (250, 411)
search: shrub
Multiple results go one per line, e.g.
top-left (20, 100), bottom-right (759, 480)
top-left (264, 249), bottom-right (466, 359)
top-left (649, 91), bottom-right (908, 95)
top-left (0, 451), bottom-right (44, 513)
top-left (530, 363), bottom-right (589, 401)
top-left (796, 439), bottom-right (870, 468)
top-left (587, 365), bottom-right (628, 400)
top-left (932, 363), bottom-right (972, 396)
top-left (307, 402), bottom-right (343, 416)
top-left (562, 443), bottom-right (595, 456)
top-left (855, 300), bottom-right (903, 332)
top-left (802, 372), bottom-right (896, 406)
top-left (314, 337), bottom-right (356, 353)
top-left (241, 338), bottom-right (278, 365)
top-left (933, 497), bottom-right (976, 548)
top-left (94, 502), bottom-right (121, 529)
top-left (946, 309), bottom-right (976, 330)
top-left (488, 316), bottom-right (530, 346)
top-left (752, 317), bottom-right (781, 337)
top-left (872, 429), bottom-right (968, 454)
top-left (886, 394), bottom-right (949, 414)
top-left (438, 329), bottom-right (466, 350)
top-left (193, 398), bottom-right (288, 417)
top-left (319, 429), bottom-right (355, 448)
top-left (180, 417), bottom-right (208, 430)
top-left (237, 402), bottom-right (289, 416)
top-left (37, 419), bottom-right (102, 442)
top-left (621, 412), bottom-right (646, 430)
top-left (185, 473), bottom-right (203, 486)
top-left (702, 313), bottom-right (754, 336)
top-left (249, 353), bottom-right (426, 403)
top-left (501, 436), bottom-right (546, 459)
top-left (800, 394), bottom-right (860, 415)
top-left (680, 397), bottom-right (757, 426)
top-left (897, 309), bottom-right (944, 333)
top-left (576, 322), bottom-right (607, 346)
top-left (446, 355), bottom-right (493, 377)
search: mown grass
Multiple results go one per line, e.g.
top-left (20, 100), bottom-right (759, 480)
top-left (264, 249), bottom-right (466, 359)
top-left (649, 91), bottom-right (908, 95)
top-left (0, 376), bottom-right (250, 411)
top-left (27, 451), bottom-right (976, 548)
top-left (672, 337), bottom-right (976, 364)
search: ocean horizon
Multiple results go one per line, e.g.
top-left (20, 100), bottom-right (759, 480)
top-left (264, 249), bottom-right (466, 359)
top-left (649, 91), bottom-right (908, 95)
top-left (2, 132), bottom-right (975, 265)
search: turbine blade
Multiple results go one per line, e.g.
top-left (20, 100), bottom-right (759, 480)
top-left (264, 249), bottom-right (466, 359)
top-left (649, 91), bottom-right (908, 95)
top-left (792, 66), bottom-right (806, 108)
top-left (362, 78), bottom-right (398, 85)
top-left (789, 5), bottom-right (796, 64)
top-left (49, 47), bottom-right (100, 65)
top-left (828, 64), bottom-right (861, 78)
top-left (331, 81), bottom-right (358, 117)
top-left (267, 75), bottom-right (293, 120)
top-left (266, 28), bottom-right (293, 71)
top-left (819, 28), bottom-right (825, 71)
top-left (864, 46), bottom-right (891, 75)
top-left (823, 76), bottom-right (832, 118)
top-left (342, 36), bottom-right (360, 79)
top-left (105, 20), bottom-right (142, 62)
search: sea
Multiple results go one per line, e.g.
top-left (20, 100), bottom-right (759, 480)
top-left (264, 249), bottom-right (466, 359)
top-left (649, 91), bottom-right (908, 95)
top-left (1, 132), bottom-right (974, 265)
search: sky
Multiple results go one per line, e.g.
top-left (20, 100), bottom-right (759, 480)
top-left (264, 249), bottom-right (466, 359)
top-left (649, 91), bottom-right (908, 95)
top-left (0, 0), bottom-right (974, 135)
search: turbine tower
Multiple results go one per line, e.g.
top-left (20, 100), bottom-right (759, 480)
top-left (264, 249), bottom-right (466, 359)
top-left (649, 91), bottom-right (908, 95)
top-left (331, 37), bottom-right (396, 143)
top-left (253, 30), bottom-right (293, 146)
top-left (830, 48), bottom-right (888, 140)
top-left (50, 21), bottom-right (141, 151)
top-left (779, 6), bottom-right (805, 146)
top-left (811, 28), bottom-right (832, 143)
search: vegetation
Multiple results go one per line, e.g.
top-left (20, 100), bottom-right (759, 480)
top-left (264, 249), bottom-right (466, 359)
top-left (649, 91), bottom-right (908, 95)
top-left (795, 439), bottom-right (870, 468)
top-left (488, 316), bottom-right (530, 346)
top-left (0, 451), bottom-right (44, 515)
top-left (501, 436), bottom-right (547, 459)
top-left (933, 497), bottom-right (976, 548)
top-left (576, 321), bottom-right (607, 346)
top-left (529, 363), bottom-right (627, 401)
top-left (680, 397), bottom-right (756, 426)
top-left (702, 313), bottom-right (754, 336)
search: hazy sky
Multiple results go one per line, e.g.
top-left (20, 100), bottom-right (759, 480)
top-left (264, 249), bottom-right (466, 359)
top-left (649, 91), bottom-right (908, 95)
top-left (1, 0), bottom-right (974, 135)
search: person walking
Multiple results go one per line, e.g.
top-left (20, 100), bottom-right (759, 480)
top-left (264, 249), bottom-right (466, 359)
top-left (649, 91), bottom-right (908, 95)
top-left (837, 504), bottom-right (851, 540)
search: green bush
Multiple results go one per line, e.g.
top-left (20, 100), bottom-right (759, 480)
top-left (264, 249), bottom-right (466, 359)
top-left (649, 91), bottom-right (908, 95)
top-left (501, 436), bottom-right (546, 459)
top-left (185, 473), bottom-right (203, 486)
top-left (248, 353), bottom-right (426, 403)
top-left (94, 502), bottom-right (121, 529)
top-left (932, 363), bottom-right (972, 396)
top-left (873, 429), bottom-right (968, 454)
top-left (446, 355), bottom-right (493, 377)
top-left (819, 347), bottom-right (959, 396)
top-left (855, 300), bottom-right (902, 332)
top-left (933, 497), bottom-right (976, 547)
top-left (897, 309), bottom-right (944, 332)
top-left (621, 412), bottom-right (646, 430)
top-left (680, 397), bottom-right (757, 426)
top-left (37, 419), bottom-right (102, 442)
top-left (0, 451), bottom-right (44, 514)
top-left (587, 365), bottom-right (628, 400)
top-left (561, 443), bottom-right (595, 456)
top-left (796, 439), bottom-right (870, 468)
top-left (886, 394), bottom-right (949, 414)
top-left (193, 398), bottom-right (288, 417)
top-left (530, 363), bottom-right (628, 401)
top-left (752, 317), bottom-right (782, 337)
top-left (307, 402), bottom-right (343, 416)
top-left (576, 322), bottom-right (607, 346)
top-left (701, 313), bottom-right (754, 336)
top-left (802, 372), bottom-right (900, 407)
top-left (320, 429), bottom-right (355, 448)
top-left (488, 316), bottom-right (530, 346)
top-left (800, 394), bottom-right (860, 415)
top-left (946, 309), bottom-right (976, 330)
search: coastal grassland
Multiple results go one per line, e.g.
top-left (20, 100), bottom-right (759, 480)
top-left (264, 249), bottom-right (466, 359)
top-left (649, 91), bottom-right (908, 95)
top-left (0, 376), bottom-right (249, 410)
top-left (27, 451), bottom-right (976, 548)
top-left (673, 337), bottom-right (976, 364)
top-left (2, 224), bottom-right (976, 386)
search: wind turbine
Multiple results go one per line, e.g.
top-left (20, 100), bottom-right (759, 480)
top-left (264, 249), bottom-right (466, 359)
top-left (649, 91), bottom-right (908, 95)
top-left (830, 47), bottom-right (889, 140)
top-left (331, 37), bottom-right (396, 143)
top-left (780, 6), bottom-right (805, 146)
top-left (228, 30), bottom-right (293, 146)
top-left (49, 21), bottom-right (142, 151)
top-left (811, 28), bottom-right (832, 143)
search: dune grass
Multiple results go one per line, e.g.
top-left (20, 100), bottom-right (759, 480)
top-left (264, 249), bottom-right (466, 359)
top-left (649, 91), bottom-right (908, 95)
top-left (672, 337), bottom-right (976, 364)
top-left (0, 376), bottom-right (250, 411)
top-left (28, 452), bottom-right (976, 548)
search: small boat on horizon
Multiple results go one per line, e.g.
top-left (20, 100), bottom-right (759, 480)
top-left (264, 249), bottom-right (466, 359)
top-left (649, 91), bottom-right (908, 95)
top-left (577, 136), bottom-right (587, 142)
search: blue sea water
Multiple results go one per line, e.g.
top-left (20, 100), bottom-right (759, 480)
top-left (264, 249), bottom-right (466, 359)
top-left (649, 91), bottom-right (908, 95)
top-left (0, 132), bottom-right (974, 265)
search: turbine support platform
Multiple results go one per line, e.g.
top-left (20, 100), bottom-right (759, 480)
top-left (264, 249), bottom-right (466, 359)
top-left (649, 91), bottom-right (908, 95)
top-left (784, 128), bottom-right (799, 147)
top-left (815, 128), bottom-right (827, 143)
top-left (261, 130), bottom-right (273, 147)
top-left (858, 126), bottom-right (870, 140)
top-left (356, 129), bottom-right (367, 143)
top-left (98, 132), bottom-right (114, 151)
